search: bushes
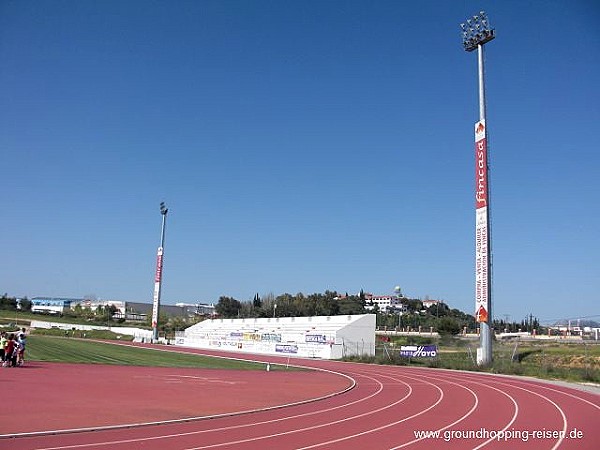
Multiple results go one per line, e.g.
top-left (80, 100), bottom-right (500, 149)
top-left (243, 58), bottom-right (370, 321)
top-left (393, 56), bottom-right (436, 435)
top-left (437, 317), bottom-right (461, 336)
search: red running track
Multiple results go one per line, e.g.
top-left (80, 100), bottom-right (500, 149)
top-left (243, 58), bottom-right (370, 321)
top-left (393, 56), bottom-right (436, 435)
top-left (2, 344), bottom-right (599, 449)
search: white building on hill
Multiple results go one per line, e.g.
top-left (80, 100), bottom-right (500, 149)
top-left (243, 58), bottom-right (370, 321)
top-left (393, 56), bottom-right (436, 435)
top-left (363, 294), bottom-right (406, 314)
top-left (176, 314), bottom-right (376, 359)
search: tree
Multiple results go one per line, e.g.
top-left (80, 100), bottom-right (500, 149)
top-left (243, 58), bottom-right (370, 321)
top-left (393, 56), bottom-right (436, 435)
top-left (404, 298), bottom-right (423, 314)
top-left (162, 315), bottom-right (189, 336)
top-left (215, 296), bottom-right (242, 318)
top-left (18, 297), bottom-right (31, 312)
top-left (377, 312), bottom-right (400, 329)
top-left (338, 295), bottom-right (365, 315)
top-left (252, 293), bottom-right (262, 309)
top-left (82, 306), bottom-right (95, 321)
top-left (94, 305), bottom-right (112, 324)
top-left (438, 317), bottom-right (461, 335)
top-left (435, 302), bottom-right (450, 318)
top-left (258, 292), bottom-right (276, 318)
top-left (273, 293), bottom-right (293, 316)
top-left (292, 292), bottom-right (307, 316)
top-left (145, 310), bottom-right (166, 329)
top-left (0, 294), bottom-right (17, 310)
top-left (238, 300), bottom-right (255, 318)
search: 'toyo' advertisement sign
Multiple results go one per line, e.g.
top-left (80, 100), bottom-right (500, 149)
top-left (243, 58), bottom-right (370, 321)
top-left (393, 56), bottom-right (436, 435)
top-left (400, 345), bottom-right (438, 358)
top-left (475, 120), bottom-right (489, 323)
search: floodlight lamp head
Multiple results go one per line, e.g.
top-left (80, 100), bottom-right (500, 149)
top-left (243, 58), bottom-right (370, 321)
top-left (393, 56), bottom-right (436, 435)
top-left (460, 10), bottom-right (495, 52)
top-left (160, 202), bottom-right (168, 215)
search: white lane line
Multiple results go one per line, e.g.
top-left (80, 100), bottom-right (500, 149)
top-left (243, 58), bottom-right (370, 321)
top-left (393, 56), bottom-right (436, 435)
top-left (295, 370), bottom-right (450, 450)
top-left (23, 356), bottom-right (591, 450)
top-left (3, 362), bottom-right (355, 440)
top-left (472, 378), bottom-right (569, 450)
top-left (31, 371), bottom-right (379, 450)
top-left (184, 371), bottom-right (423, 450)
top-left (430, 370), bottom-right (569, 450)
top-left (508, 378), bottom-right (600, 411)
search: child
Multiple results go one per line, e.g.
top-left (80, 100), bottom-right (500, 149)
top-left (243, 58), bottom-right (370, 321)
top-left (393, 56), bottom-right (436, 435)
top-left (3, 334), bottom-right (16, 367)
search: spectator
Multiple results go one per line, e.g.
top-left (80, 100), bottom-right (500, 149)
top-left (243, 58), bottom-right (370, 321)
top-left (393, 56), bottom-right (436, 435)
top-left (3, 334), bottom-right (16, 367)
top-left (16, 332), bottom-right (26, 366)
top-left (0, 332), bottom-right (6, 362)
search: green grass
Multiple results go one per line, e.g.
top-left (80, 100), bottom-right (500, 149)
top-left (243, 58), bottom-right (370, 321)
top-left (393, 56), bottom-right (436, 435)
top-left (1, 311), bottom-right (153, 331)
top-left (29, 327), bottom-right (135, 340)
top-left (25, 335), bottom-right (281, 370)
top-left (2, 311), bottom-right (92, 326)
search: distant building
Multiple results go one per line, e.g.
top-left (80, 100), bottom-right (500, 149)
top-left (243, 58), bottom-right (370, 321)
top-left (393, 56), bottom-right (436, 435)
top-left (363, 294), bottom-right (406, 314)
top-left (30, 296), bottom-right (213, 320)
top-left (422, 299), bottom-right (442, 309)
top-left (71, 299), bottom-right (126, 316)
top-left (31, 297), bottom-right (78, 315)
top-left (175, 302), bottom-right (216, 317)
top-left (125, 302), bottom-right (215, 320)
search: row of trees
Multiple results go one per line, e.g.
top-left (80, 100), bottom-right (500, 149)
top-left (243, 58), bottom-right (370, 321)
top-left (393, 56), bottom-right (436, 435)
top-left (0, 294), bottom-right (31, 311)
top-left (1, 293), bottom-right (542, 336)
top-left (214, 291), bottom-right (483, 335)
top-left (215, 290), bottom-right (365, 319)
top-left (64, 303), bottom-right (121, 324)
top-left (372, 300), bottom-right (477, 334)
top-left (213, 291), bottom-right (545, 336)
top-left (494, 315), bottom-right (541, 333)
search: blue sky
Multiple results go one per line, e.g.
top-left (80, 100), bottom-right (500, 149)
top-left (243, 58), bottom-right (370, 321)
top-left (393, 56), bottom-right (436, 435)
top-left (1, 1), bottom-right (599, 324)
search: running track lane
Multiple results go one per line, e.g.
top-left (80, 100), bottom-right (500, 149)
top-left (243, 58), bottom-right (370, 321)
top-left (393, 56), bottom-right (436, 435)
top-left (4, 345), bottom-right (599, 450)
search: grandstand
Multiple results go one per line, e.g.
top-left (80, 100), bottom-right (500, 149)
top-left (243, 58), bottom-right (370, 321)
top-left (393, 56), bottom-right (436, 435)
top-left (176, 314), bottom-right (376, 359)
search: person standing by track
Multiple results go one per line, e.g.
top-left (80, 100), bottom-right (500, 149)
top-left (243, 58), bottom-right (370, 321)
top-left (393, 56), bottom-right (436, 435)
top-left (3, 334), bottom-right (16, 367)
top-left (16, 329), bottom-right (27, 366)
top-left (0, 331), bottom-right (7, 363)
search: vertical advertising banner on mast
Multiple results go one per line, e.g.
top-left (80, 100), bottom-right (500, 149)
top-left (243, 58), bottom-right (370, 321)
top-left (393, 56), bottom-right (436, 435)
top-left (152, 246), bottom-right (164, 329)
top-left (474, 120), bottom-right (489, 323)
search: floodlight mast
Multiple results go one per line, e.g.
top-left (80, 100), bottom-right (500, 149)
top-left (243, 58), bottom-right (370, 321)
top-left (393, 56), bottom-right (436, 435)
top-left (151, 202), bottom-right (168, 341)
top-left (461, 11), bottom-right (495, 366)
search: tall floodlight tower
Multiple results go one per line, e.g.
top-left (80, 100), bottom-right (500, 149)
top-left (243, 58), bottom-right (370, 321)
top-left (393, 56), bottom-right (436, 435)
top-left (461, 12), bottom-right (495, 366)
top-left (152, 202), bottom-right (168, 341)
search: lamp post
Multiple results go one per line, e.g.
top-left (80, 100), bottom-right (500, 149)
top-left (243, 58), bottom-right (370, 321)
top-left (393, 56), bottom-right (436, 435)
top-left (461, 11), bottom-right (495, 366)
top-left (151, 202), bottom-right (168, 342)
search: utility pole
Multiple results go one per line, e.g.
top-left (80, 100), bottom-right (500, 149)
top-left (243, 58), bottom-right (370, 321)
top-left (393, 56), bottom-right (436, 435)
top-left (152, 202), bottom-right (168, 342)
top-left (461, 11), bottom-right (496, 366)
